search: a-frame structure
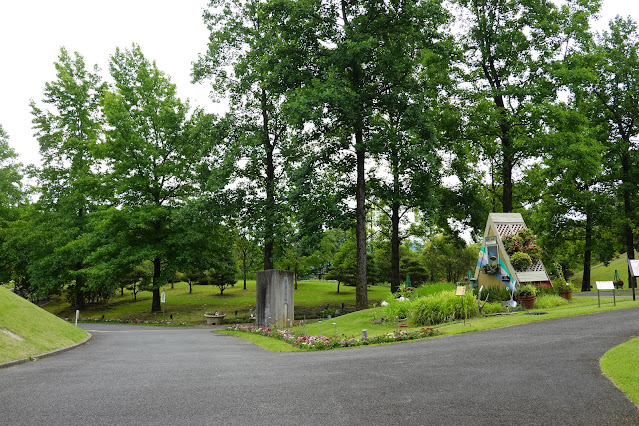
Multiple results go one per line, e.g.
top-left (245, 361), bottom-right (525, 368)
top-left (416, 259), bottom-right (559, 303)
top-left (474, 213), bottom-right (551, 292)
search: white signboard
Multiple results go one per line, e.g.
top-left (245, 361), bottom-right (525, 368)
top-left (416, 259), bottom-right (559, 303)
top-left (628, 259), bottom-right (639, 278)
top-left (161, 292), bottom-right (165, 303)
top-left (596, 281), bottom-right (614, 290)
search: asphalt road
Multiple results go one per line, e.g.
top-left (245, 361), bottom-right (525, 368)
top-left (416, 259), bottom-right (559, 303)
top-left (2, 308), bottom-right (639, 425)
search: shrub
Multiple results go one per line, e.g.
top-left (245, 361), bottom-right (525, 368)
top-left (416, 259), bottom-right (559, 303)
top-left (534, 294), bottom-right (569, 309)
top-left (538, 285), bottom-right (557, 296)
top-left (476, 286), bottom-right (513, 302)
top-left (525, 244), bottom-right (542, 264)
top-left (502, 234), bottom-right (521, 256)
top-left (516, 284), bottom-right (537, 297)
top-left (409, 291), bottom-right (479, 326)
top-left (510, 252), bottom-right (532, 271)
top-left (483, 302), bottom-right (503, 314)
top-left (384, 295), bottom-right (412, 320)
top-left (517, 228), bottom-right (536, 246)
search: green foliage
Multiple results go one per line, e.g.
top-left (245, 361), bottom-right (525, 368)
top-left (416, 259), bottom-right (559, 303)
top-left (502, 229), bottom-right (541, 264)
top-left (482, 302), bottom-right (503, 315)
top-left (0, 124), bottom-right (24, 211)
top-left (383, 295), bottom-right (412, 320)
top-left (101, 44), bottom-right (203, 312)
top-left (534, 294), bottom-right (569, 309)
top-left (516, 284), bottom-right (538, 297)
top-left (409, 291), bottom-right (479, 326)
top-left (510, 252), bottom-right (533, 271)
top-left (414, 282), bottom-right (458, 297)
top-left (421, 234), bottom-right (477, 282)
top-left (476, 286), bottom-right (513, 302)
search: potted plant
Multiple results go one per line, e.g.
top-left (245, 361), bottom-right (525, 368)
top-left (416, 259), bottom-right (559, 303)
top-left (516, 284), bottom-right (537, 309)
top-left (204, 310), bottom-right (226, 325)
top-left (554, 263), bottom-right (573, 300)
top-left (510, 252), bottom-right (533, 271)
top-left (614, 279), bottom-right (624, 289)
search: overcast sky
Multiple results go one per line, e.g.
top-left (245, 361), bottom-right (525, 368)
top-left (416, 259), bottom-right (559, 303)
top-left (0, 0), bottom-right (637, 167)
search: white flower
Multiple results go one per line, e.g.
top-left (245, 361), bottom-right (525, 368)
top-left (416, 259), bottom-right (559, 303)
top-left (380, 301), bottom-right (388, 307)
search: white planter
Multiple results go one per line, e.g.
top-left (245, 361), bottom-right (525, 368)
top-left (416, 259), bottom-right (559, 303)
top-left (204, 314), bottom-right (226, 325)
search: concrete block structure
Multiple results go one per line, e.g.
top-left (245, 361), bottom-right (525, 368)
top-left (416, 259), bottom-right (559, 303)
top-left (256, 269), bottom-right (294, 327)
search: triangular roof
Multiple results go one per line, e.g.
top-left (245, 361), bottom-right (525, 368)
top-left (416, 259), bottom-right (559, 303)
top-left (474, 213), bottom-right (550, 288)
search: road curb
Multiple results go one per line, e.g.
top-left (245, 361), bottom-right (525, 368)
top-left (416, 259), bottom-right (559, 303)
top-left (0, 331), bottom-right (93, 369)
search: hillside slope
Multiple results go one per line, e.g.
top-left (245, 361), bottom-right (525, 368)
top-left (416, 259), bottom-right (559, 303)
top-left (570, 251), bottom-right (638, 289)
top-left (0, 287), bottom-right (88, 364)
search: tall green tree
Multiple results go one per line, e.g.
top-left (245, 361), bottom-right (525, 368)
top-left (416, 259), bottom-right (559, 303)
top-left (289, 0), bottom-right (450, 308)
top-left (0, 125), bottom-right (23, 211)
top-left (30, 48), bottom-right (105, 308)
top-left (563, 16), bottom-right (639, 289)
top-left (526, 105), bottom-right (616, 291)
top-left (0, 125), bottom-right (25, 285)
top-left (193, 0), bottom-right (324, 270)
top-left (102, 44), bottom-right (200, 312)
top-left (452, 0), bottom-right (600, 213)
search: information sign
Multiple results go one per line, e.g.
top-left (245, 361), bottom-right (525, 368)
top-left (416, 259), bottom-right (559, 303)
top-left (455, 286), bottom-right (466, 296)
top-left (161, 292), bottom-right (165, 303)
top-left (628, 259), bottom-right (639, 278)
top-left (595, 281), bottom-right (614, 290)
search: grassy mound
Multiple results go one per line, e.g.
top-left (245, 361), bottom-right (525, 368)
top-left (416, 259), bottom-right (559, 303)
top-left (601, 337), bottom-right (639, 407)
top-left (0, 287), bottom-right (88, 364)
top-left (570, 251), bottom-right (638, 289)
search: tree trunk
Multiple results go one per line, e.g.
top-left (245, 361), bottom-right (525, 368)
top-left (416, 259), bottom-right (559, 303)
top-left (337, 280), bottom-right (341, 293)
top-left (262, 88), bottom-right (275, 271)
top-left (151, 257), bottom-right (161, 312)
top-left (75, 284), bottom-right (85, 310)
top-left (621, 151), bottom-right (637, 289)
top-left (242, 249), bottom-right (247, 290)
top-left (391, 201), bottom-right (401, 294)
top-left (581, 213), bottom-right (593, 291)
top-left (501, 144), bottom-right (513, 213)
top-left (342, 0), bottom-right (367, 310)
top-left (355, 134), bottom-right (368, 310)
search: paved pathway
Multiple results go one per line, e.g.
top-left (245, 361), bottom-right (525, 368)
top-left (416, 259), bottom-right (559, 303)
top-left (2, 308), bottom-right (639, 425)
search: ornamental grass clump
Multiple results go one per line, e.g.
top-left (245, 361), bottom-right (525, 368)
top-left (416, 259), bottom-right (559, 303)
top-left (408, 290), bottom-right (479, 326)
top-left (534, 294), bottom-right (569, 309)
top-left (383, 294), bottom-right (412, 320)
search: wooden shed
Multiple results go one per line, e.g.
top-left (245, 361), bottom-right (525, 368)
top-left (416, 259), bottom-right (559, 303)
top-left (474, 213), bottom-right (551, 292)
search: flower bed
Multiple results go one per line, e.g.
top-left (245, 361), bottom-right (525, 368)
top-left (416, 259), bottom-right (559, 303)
top-left (226, 324), bottom-right (439, 350)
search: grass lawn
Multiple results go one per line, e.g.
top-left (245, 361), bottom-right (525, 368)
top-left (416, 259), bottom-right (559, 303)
top-left (570, 251), bottom-right (638, 289)
top-left (601, 337), bottom-right (639, 406)
top-left (277, 294), bottom-right (639, 343)
top-left (41, 280), bottom-right (391, 324)
top-left (0, 286), bottom-right (88, 364)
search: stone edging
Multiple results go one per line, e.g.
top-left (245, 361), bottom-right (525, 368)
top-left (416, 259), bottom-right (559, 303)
top-left (0, 332), bottom-right (93, 369)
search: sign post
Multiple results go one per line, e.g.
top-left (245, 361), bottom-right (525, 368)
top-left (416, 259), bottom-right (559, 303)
top-left (161, 291), bottom-right (166, 320)
top-left (628, 259), bottom-right (639, 302)
top-left (456, 286), bottom-right (467, 326)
